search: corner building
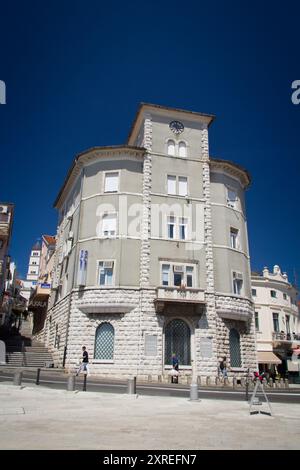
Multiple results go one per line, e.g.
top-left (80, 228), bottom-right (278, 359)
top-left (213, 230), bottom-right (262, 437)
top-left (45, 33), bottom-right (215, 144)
top-left (40, 103), bottom-right (257, 381)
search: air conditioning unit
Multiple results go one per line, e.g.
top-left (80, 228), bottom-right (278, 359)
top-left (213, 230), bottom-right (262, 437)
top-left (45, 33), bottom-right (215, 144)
top-left (174, 265), bottom-right (184, 273)
top-left (0, 205), bottom-right (8, 214)
top-left (103, 261), bottom-right (114, 269)
top-left (233, 272), bottom-right (243, 280)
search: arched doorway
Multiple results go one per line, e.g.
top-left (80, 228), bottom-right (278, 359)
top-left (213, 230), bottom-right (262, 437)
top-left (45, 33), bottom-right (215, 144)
top-left (165, 319), bottom-right (191, 366)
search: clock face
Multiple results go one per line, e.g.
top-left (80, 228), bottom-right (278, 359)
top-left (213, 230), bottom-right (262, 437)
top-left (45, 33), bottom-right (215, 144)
top-left (169, 120), bottom-right (184, 135)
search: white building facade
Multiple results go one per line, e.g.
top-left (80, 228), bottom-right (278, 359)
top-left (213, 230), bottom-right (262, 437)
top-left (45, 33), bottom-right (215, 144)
top-left (252, 265), bottom-right (300, 377)
top-left (36, 103), bottom-right (257, 382)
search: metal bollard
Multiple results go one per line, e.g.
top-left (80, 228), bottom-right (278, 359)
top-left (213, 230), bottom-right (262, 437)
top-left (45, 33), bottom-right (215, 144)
top-left (36, 368), bottom-right (41, 385)
top-left (127, 377), bottom-right (137, 394)
top-left (284, 378), bottom-right (289, 389)
top-left (268, 378), bottom-right (273, 387)
top-left (189, 383), bottom-right (199, 401)
top-left (232, 377), bottom-right (237, 388)
top-left (13, 370), bottom-right (23, 386)
top-left (67, 375), bottom-right (76, 391)
top-left (206, 376), bottom-right (211, 386)
top-left (83, 371), bottom-right (87, 391)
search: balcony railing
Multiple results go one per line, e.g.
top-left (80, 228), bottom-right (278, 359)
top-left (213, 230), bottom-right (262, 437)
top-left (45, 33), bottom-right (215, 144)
top-left (155, 286), bottom-right (205, 314)
top-left (272, 332), bottom-right (300, 341)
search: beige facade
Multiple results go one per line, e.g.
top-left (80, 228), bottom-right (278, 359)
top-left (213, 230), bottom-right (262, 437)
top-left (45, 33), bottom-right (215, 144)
top-left (37, 103), bottom-right (257, 381)
top-left (29, 235), bottom-right (56, 335)
top-left (252, 265), bottom-right (300, 376)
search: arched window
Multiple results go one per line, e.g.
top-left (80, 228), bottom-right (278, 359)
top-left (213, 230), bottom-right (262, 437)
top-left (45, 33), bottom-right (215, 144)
top-left (94, 323), bottom-right (114, 360)
top-left (165, 319), bottom-right (191, 365)
top-left (178, 141), bottom-right (187, 157)
top-left (229, 328), bottom-right (241, 367)
top-left (167, 140), bottom-right (175, 156)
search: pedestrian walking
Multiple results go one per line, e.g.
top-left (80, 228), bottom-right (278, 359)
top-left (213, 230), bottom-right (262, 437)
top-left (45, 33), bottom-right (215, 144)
top-left (76, 346), bottom-right (89, 376)
top-left (219, 357), bottom-right (228, 379)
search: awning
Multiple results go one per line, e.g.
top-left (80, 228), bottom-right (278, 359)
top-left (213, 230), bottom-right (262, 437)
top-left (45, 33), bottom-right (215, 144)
top-left (257, 351), bottom-right (282, 365)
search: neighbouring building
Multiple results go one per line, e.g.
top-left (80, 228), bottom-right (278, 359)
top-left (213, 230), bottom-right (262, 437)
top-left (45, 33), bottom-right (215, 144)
top-left (37, 103), bottom-right (257, 381)
top-left (252, 265), bottom-right (300, 377)
top-left (0, 203), bottom-right (14, 325)
top-left (1, 261), bottom-right (27, 329)
top-left (20, 240), bottom-right (42, 303)
top-left (28, 235), bottom-right (56, 335)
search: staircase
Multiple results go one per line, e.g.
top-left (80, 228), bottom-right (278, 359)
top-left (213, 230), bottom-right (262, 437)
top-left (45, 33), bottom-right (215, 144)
top-left (5, 319), bottom-right (54, 368)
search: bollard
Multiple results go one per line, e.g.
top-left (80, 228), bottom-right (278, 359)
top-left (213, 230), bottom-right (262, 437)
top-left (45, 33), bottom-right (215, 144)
top-left (36, 368), bottom-right (41, 385)
top-left (284, 378), bottom-right (289, 389)
top-left (13, 370), bottom-right (23, 386)
top-left (83, 371), bottom-right (87, 391)
top-left (232, 377), bottom-right (237, 388)
top-left (206, 376), bottom-right (210, 386)
top-left (67, 375), bottom-right (76, 391)
top-left (224, 377), bottom-right (229, 386)
top-left (245, 379), bottom-right (249, 401)
top-left (240, 377), bottom-right (245, 388)
top-left (189, 383), bottom-right (199, 401)
top-left (268, 378), bottom-right (273, 388)
top-left (127, 377), bottom-right (137, 394)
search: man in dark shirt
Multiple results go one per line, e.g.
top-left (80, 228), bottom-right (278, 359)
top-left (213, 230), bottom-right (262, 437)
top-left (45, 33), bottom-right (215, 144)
top-left (76, 346), bottom-right (89, 376)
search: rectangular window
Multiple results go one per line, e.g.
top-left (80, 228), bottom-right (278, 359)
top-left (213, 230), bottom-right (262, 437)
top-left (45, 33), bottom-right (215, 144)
top-left (167, 216), bottom-right (175, 239)
top-left (283, 293), bottom-right (287, 300)
top-left (179, 217), bottom-right (188, 240)
top-left (230, 228), bottom-right (239, 249)
top-left (174, 272), bottom-right (183, 287)
top-left (178, 177), bottom-right (188, 196)
top-left (252, 289), bottom-right (257, 297)
top-left (233, 272), bottom-right (243, 295)
top-left (255, 312), bottom-right (259, 331)
top-left (98, 261), bottom-right (114, 286)
top-left (102, 213), bottom-right (117, 237)
top-left (227, 188), bottom-right (237, 208)
top-left (167, 175), bottom-right (176, 195)
top-left (104, 172), bottom-right (119, 193)
top-left (286, 315), bottom-right (291, 335)
top-left (162, 264), bottom-right (170, 286)
top-left (186, 266), bottom-right (194, 287)
top-left (273, 313), bottom-right (279, 332)
top-left (270, 290), bottom-right (277, 298)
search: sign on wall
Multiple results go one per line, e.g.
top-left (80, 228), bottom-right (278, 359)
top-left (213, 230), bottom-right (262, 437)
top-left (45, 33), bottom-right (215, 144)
top-left (77, 250), bottom-right (88, 286)
top-left (145, 335), bottom-right (158, 356)
top-left (200, 337), bottom-right (213, 358)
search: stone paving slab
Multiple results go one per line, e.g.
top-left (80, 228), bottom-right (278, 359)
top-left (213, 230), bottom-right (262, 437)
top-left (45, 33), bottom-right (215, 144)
top-left (0, 383), bottom-right (299, 450)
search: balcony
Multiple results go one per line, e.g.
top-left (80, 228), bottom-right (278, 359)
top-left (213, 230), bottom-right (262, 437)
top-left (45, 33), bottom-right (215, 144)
top-left (0, 221), bottom-right (10, 238)
top-left (272, 332), bottom-right (300, 342)
top-left (154, 286), bottom-right (205, 315)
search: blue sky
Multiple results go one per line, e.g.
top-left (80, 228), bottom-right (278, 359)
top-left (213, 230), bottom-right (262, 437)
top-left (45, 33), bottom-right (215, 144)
top-left (0, 0), bottom-right (299, 282)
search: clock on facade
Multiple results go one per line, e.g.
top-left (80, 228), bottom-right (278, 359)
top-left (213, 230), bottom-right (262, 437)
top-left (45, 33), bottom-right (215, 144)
top-left (169, 120), bottom-right (184, 135)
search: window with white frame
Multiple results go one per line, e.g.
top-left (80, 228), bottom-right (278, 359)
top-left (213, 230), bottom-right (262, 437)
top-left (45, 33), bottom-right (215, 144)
top-left (162, 264), bottom-right (170, 286)
top-left (178, 176), bottom-right (188, 196)
top-left (98, 261), bottom-right (114, 286)
top-left (167, 175), bottom-right (188, 196)
top-left (230, 228), bottom-right (239, 249)
top-left (178, 141), bottom-right (187, 157)
top-left (167, 175), bottom-right (176, 195)
top-left (167, 216), bottom-right (175, 239)
top-left (104, 172), bottom-right (119, 193)
top-left (161, 263), bottom-right (195, 288)
top-left (101, 213), bottom-right (117, 237)
top-left (166, 216), bottom-right (189, 240)
top-left (270, 290), bottom-right (277, 298)
top-left (227, 188), bottom-right (237, 208)
top-left (167, 140), bottom-right (175, 156)
top-left (179, 217), bottom-right (188, 240)
top-left (232, 271), bottom-right (243, 295)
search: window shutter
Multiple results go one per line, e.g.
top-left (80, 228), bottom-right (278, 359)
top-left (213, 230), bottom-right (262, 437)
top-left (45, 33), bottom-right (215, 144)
top-left (104, 173), bottom-right (119, 192)
top-left (178, 177), bottom-right (187, 196)
top-left (167, 175), bottom-right (176, 194)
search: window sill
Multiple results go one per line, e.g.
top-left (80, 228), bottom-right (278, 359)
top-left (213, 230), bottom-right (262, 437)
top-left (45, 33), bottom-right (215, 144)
top-left (91, 360), bottom-right (114, 364)
top-left (230, 368), bottom-right (245, 372)
top-left (164, 365), bottom-right (192, 370)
